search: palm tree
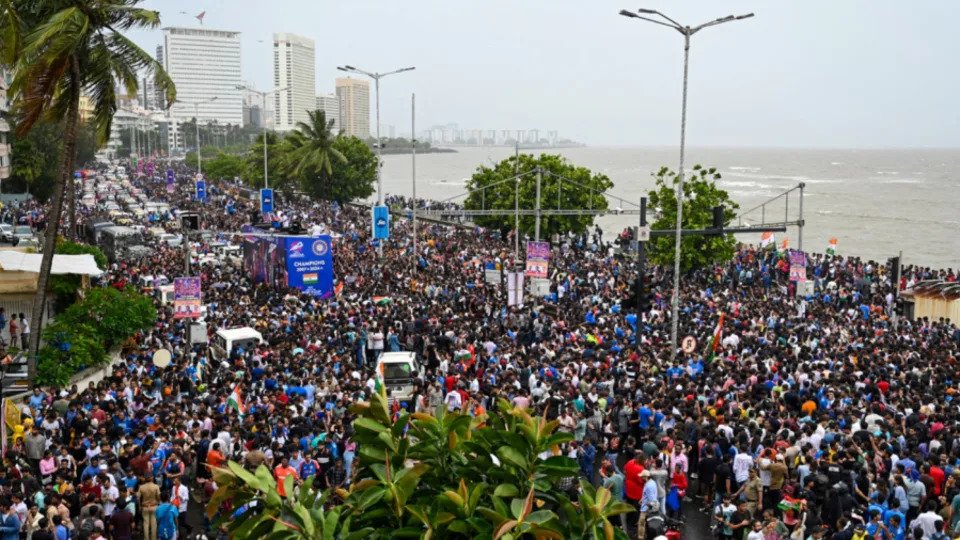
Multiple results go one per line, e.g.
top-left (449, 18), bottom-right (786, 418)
top-left (285, 109), bottom-right (346, 180)
top-left (7, 0), bottom-right (175, 376)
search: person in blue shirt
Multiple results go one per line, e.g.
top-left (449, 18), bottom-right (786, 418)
top-left (0, 501), bottom-right (21, 540)
top-left (155, 492), bottom-right (180, 540)
top-left (637, 404), bottom-right (653, 431)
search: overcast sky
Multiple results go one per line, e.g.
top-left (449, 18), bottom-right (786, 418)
top-left (128, 0), bottom-right (960, 148)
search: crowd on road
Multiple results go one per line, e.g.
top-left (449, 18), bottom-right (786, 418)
top-left (0, 160), bottom-right (957, 540)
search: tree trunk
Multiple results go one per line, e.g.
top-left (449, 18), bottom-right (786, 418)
top-left (67, 167), bottom-right (77, 241)
top-left (27, 62), bottom-right (80, 379)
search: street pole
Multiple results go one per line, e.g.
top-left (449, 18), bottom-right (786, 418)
top-left (411, 93), bottom-right (417, 264)
top-left (375, 77), bottom-right (382, 204)
top-left (668, 32), bottom-right (690, 361)
top-left (535, 167), bottom-right (542, 242)
top-left (262, 91), bottom-right (269, 189)
top-left (194, 103), bottom-right (202, 177)
top-left (638, 196), bottom-right (647, 310)
top-left (619, 8), bottom-right (754, 361)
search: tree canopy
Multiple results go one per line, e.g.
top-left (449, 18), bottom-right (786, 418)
top-left (463, 154), bottom-right (613, 238)
top-left (646, 165), bottom-right (740, 272)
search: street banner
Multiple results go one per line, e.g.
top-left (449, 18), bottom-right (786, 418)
top-left (196, 178), bottom-right (207, 202)
top-left (146, 161), bottom-right (155, 176)
top-left (525, 241), bottom-right (550, 278)
top-left (789, 265), bottom-right (807, 282)
top-left (260, 188), bottom-right (274, 214)
top-left (788, 250), bottom-right (807, 267)
top-left (243, 236), bottom-right (280, 285)
top-left (283, 235), bottom-right (334, 298)
top-left (136, 158), bottom-right (144, 176)
top-left (173, 277), bottom-right (202, 319)
top-left (372, 205), bottom-right (390, 239)
top-left (507, 272), bottom-right (524, 307)
top-left (166, 168), bottom-right (175, 193)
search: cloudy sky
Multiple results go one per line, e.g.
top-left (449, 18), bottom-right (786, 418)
top-left (128, 0), bottom-right (959, 148)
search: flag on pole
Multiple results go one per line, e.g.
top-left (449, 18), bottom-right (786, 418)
top-left (826, 237), bottom-right (837, 256)
top-left (760, 232), bottom-right (775, 250)
top-left (705, 312), bottom-right (726, 363)
top-left (780, 238), bottom-right (789, 252)
top-left (374, 362), bottom-right (385, 396)
top-left (372, 296), bottom-right (392, 306)
top-left (227, 386), bottom-right (245, 417)
top-left (195, 11), bottom-right (206, 24)
top-left (334, 282), bottom-right (344, 297)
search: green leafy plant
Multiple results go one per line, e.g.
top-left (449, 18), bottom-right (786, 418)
top-left (214, 389), bottom-right (633, 539)
top-left (646, 165), bottom-right (740, 272)
top-left (49, 238), bottom-right (107, 303)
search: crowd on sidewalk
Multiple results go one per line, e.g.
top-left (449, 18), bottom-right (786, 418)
top-left (0, 161), bottom-right (956, 540)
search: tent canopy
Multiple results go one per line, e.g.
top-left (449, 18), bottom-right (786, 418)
top-left (0, 252), bottom-right (103, 277)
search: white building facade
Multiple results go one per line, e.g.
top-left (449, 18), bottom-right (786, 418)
top-left (0, 67), bottom-right (12, 181)
top-left (163, 27), bottom-right (242, 126)
top-left (315, 94), bottom-right (341, 132)
top-left (273, 33), bottom-right (315, 132)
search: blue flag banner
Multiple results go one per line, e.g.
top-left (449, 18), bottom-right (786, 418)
top-left (260, 188), bottom-right (274, 214)
top-left (372, 205), bottom-right (390, 240)
top-left (284, 235), bottom-right (334, 298)
top-left (195, 179), bottom-right (207, 202)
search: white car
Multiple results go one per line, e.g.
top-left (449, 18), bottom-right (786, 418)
top-left (159, 233), bottom-right (183, 247)
top-left (0, 223), bottom-right (13, 243)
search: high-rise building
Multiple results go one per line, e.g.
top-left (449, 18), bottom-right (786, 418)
top-left (335, 77), bottom-right (370, 139)
top-left (0, 67), bottom-right (11, 181)
top-left (315, 94), bottom-right (341, 131)
top-left (272, 33), bottom-right (315, 132)
top-left (154, 45), bottom-right (167, 110)
top-left (162, 27), bottom-right (242, 126)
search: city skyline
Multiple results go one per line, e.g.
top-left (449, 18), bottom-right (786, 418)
top-left (126, 0), bottom-right (960, 148)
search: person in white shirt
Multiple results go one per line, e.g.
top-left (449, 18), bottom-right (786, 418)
top-left (907, 501), bottom-right (941, 539)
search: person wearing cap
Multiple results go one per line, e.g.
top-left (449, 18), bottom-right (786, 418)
top-left (638, 469), bottom-right (659, 536)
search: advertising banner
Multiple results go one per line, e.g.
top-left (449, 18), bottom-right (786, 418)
top-left (260, 188), bottom-right (274, 214)
top-left (173, 277), bottom-right (202, 319)
top-left (284, 235), bottom-right (334, 298)
top-left (507, 272), bottom-right (525, 307)
top-left (243, 236), bottom-right (281, 285)
top-left (372, 205), bottom-right (390, 239)
top-left (166, 168), bottom-right (175, 193)
top-left (524, 241), bottom-right (550, 278)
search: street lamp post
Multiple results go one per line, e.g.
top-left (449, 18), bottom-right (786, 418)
top-left (236, 85), bottom-right (287, 189)
top-left (175, 96), bottom-right (219, 176)
top-left (620, 8), bottom-right (753, 361)
top-left (336, 64), bottom-right (415, 205)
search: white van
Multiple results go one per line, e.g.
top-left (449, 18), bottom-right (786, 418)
top-left (212, 327), bottom-right (264, 359)
top-left (376, 352), bottom-right (421, 404)
top-left (155, 284), bottom-right (175, 304)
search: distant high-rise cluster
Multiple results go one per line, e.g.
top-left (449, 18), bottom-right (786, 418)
top-left (421, 124), bottom-right (566, 147)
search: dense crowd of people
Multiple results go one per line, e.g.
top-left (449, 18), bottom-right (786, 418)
top-left (0, 160), bottom-right (957, 540)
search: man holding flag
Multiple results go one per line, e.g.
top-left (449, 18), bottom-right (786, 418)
top-left (705, 312), bottom-right (726, 364)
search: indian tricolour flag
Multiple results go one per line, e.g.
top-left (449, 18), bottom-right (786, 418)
top-left (760, 232), bottom-right (775, 250)
top-left (228, 386), bottom-right (245, 418)
top-left (826, 237), bottom-right (837, 256)
top-left (374, 362), bottom-right (385, 396)
top-left (705, 312), bottom-right (726, 364)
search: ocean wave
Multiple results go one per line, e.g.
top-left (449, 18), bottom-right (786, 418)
top-left (875, 171), bottom-right (899, 175)
top-left (720, 180), bottom-right (776, 189)
top-left (725, 171), bottom-right (839, 184)
top-left (830, 162), bottom-right (843, 166)
top-left (729, 166), bottom-right (761, 172)
top-left (816, 209), bottom-right (952, 225)
top-left (868, 177), bottom-right (925, 185)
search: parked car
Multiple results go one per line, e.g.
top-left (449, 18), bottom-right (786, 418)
top-left (11, 225), bottom-right (34, 246)
top-left (0, 223), bottom-right (13, 243)
top-left (159, 233), bottom-right (183, 247)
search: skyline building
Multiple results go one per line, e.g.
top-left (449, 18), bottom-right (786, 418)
top-left (315, 93), bottom-right (341, 132)
top-left (272, 32), bottom-right (315, 132)
top-left (162, 27), bottom-right (243, 126)
top-left (335, 77), bottom-right (370, 139)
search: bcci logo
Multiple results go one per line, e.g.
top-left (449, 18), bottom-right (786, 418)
top-left (289, 240), bottom-right (305, 258)
top-left (312, 239), bottom-right (329, 256)
top-left (376, 217), bottom-right (387, 228)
